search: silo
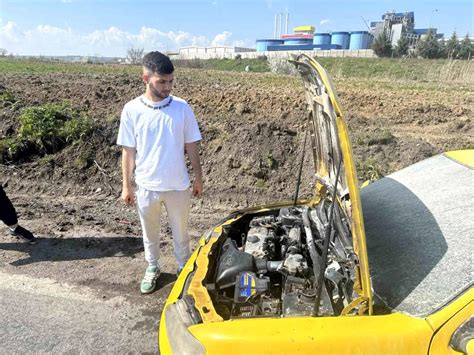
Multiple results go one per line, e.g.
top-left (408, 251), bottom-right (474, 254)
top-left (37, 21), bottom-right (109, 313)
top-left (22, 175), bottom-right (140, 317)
top-left (330, 31), bottom-right (350, 49)
top-left (313, 33), bottom-right (331, 46)
top-left (256, 39), bottom-right (284, 52)
top-left (349, 31), bottom-right (372, 49)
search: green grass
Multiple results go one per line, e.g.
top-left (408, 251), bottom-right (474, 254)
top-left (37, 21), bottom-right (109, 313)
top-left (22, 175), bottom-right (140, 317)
top-left (174, 58), bottom-right (270, 72)
top-left (314, 57), bottom-right (474, 84)
top-left (355, 127), bottom-right (395, 146)
top-left (0, 57), bottom-right (140, 75)
top-left (1, 56), bottom-right (472, 86)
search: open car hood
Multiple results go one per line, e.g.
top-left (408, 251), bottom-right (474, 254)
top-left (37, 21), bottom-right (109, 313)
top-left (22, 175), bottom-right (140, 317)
top-left (178, 55), bottom-right (373, 328)
top-left (290, 54), bottom-right (372, 310)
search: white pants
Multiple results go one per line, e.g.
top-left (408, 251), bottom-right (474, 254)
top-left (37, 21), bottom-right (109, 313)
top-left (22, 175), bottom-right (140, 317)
top-left (136, 187), bottom-right (192, 269)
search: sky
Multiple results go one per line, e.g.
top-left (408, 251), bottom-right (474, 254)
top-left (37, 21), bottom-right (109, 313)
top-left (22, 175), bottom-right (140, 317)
top-left (1, 0), bottom-right (473, 57)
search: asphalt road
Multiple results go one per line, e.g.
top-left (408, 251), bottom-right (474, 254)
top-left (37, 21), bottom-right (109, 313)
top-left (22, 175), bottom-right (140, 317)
top-left (0, 271), bottom-right (160, 354)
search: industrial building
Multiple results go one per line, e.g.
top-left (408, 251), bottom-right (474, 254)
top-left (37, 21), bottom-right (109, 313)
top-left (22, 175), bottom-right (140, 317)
top-left (255, 10), bottom-right (443, 53)
top-left (370, 11), bottom-right (443, 47)
top-left (176, 46), bottom-right (255, 57)
top-left (256, 26), bottom-right (373, 53)
top-left (173, 10), bottom-right (447, 59)
top-left (255, 11), bottom-right (374, 53)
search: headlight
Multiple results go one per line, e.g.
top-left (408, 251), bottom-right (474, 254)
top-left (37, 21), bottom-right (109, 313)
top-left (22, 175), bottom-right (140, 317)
top-left (164, 296), bottom-right (204, 354)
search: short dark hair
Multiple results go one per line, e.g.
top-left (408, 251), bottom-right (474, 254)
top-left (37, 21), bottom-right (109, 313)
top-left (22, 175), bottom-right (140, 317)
top-left (142, 51), bottom-right (174, 75)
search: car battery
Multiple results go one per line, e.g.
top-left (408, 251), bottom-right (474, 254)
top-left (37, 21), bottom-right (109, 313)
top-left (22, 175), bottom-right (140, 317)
top-left (231, 272), bottom-right (270, 318)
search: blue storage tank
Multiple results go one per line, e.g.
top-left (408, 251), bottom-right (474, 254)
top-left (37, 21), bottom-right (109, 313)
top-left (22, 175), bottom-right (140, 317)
top-left (256, 39), bottom-right (284, 52)
top-left (349, 31), bottom-right (373, 49)
top-left (314, 44), bottom-right (341, 50)
top-left (283, 38), bottom-right (313, 46)
top-left (313, 33), bottom-right (331, 46)
top-left (267, 44), bottom-right (315, 51)
top-left (331, 31), bottom-right (350, 49)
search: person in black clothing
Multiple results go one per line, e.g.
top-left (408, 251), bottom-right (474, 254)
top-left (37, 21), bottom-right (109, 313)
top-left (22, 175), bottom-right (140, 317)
top-left (0, 186), bottom-right (35, 243)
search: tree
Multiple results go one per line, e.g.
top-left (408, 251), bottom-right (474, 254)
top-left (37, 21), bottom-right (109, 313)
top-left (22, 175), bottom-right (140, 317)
top-left (372, 30), bottom-right (392, 57)
top-left (415, 29), bottom-right (441, 59)
top-left (0, 48), bottom-right (7, 56)
top-left (445, 32), bottom-right (460, 59)
top-left (394, 36), bottom-right (409, 57)
top-left (458, 33), bottom-right (473, 60)
top-left (438, 38), bottom-right (447, 59)
top-left (126, 47), bottom-right (144, 64)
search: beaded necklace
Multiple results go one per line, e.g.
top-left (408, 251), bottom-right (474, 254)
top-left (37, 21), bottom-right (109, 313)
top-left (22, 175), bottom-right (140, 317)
top-left (139, 96), bottom-right (173, 110)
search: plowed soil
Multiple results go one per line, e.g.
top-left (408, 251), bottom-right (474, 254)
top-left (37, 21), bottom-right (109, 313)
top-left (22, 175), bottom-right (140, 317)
top-left (1, 66), bottom-right (472, 348)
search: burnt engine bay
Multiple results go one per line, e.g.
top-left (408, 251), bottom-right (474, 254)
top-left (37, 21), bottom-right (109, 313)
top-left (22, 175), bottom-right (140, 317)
top-left (202, 203), bottom-right (359, 319)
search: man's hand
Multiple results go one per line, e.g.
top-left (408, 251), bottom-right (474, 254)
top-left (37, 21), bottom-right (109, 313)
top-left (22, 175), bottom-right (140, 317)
top-left (192, 177), bottom-right (203, 197)
top-left (185, 141), bottom-right (203, 198)
top-left (122, 186), bottom-right (135, 206)
top-left (121, 146), bottom-right (136, 207)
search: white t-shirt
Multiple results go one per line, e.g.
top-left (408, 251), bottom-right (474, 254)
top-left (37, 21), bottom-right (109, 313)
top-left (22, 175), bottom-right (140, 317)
top-left (117, 94), bottom-right (202, 191)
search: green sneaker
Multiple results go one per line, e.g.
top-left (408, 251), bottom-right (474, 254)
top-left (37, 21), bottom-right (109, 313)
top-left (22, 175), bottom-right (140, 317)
top-left (140, 265), bottom-right (161, 294)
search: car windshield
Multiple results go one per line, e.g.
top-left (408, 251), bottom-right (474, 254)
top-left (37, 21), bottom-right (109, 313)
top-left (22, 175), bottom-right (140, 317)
top-left (361, 153), bottom-right (473, 317)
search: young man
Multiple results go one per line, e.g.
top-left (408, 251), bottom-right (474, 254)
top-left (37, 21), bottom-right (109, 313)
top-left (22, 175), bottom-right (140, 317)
top-left (117, 51), bottom-right (203, 294)
top-left (1, 186), bottom-right (35, 243)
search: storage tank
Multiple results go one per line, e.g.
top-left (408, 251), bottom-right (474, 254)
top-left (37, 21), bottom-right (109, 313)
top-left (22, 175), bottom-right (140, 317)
top-left (349, 31), bottom-right (372, 49)
top-left (283, 38), bottom-right (313, 46)
top-left (313, 44), bottom-right (342, 50)
top-left (256, 39), bottom-right (284, 52)
top-left (267, 44), bottom-right (315, 51)
top-left (313, 33), bottom-right (331, 46)
top-left (330, 31), bottom-right (350, 49)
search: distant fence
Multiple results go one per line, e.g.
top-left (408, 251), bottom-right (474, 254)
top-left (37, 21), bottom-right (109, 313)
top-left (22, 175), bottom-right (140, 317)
top-left (170, 49), bottom-right (376, 60)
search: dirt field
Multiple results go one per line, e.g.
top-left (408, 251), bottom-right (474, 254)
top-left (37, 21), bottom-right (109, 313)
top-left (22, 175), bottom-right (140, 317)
top-left (0, 64), bottom-right (473, 349)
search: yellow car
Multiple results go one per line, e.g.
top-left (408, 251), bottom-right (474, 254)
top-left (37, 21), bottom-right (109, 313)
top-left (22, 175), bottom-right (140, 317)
top-left (159, 54), bottom-right (473, 355)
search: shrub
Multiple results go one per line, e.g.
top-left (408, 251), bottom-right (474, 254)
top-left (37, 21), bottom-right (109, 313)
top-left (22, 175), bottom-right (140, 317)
top-left (416, 30), bottom-right (442, 59)
top-left (355, 127), bottom-right (395, 146)
top-left (366, 128), bottom-right (395, 146)
top-left (458, 33), bottom-right (473, 60)
top-left (126, 47), bottom-right (144, 65)
top-left (357, 158), bottom-right (383, 182)
top-left (394, 36), bottom-right (409, 58)
top-left (372, 31), bottom-right (393, 57)
top-left (0, 137), bottom-right (31, 163)
top-left (18, 101), bottom-right (94, 154)
top-left (0, 90), bottom-right (17, 106)
top-left (445, 32), bottom-right (460, 59)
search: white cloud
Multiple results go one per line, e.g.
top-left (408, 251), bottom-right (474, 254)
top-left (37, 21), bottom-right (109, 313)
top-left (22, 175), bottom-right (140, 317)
top-left (1, 21), bottom-right (22, 43)
top-left (320, 19), bottom-right (330, 26)
top-left (211, 31), bottom-right (233, 46)
top-left (0, 22), bottom-right (252, 56)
